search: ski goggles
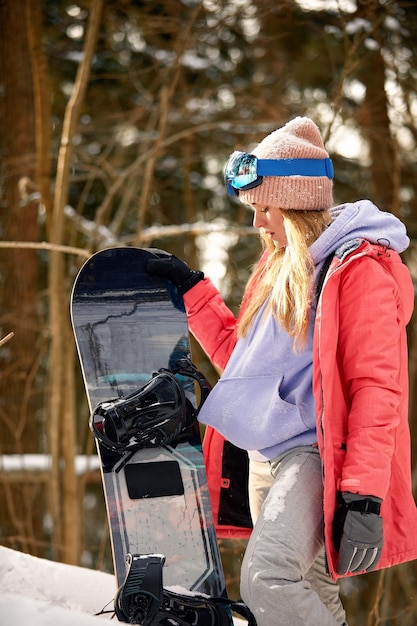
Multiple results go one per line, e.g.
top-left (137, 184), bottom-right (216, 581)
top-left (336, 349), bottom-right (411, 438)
top-left (224, 150), bottom-right (334, 196)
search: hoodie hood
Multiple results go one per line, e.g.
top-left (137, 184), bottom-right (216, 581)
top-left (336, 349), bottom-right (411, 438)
top-left (310, 200), bottom-right (410, 265)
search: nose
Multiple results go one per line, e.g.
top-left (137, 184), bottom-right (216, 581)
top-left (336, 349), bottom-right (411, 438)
top-left (253, 209), bottom-right (265, 230)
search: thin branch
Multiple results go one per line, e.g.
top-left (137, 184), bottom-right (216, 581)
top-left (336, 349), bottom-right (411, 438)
top-left (0, 332), bottom-right (14, 347)
top-left (64, 206), bottom-right (258, 246)
top-left (0, 223), bottom-right (257, 263)
top-left (92, 118), bottom-right (276, 224)
top-left (132, 222), bottom-right (257, 243)
top-left (51, 0), bottom-right (104, 243)
top-left (0, 241), bottom-right (90, 258)
top-left (134, 3), bottom-right (202, 246)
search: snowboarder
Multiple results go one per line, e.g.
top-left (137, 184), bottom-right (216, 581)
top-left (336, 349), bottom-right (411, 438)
top-left (147, 116), bottom-right (417, 626)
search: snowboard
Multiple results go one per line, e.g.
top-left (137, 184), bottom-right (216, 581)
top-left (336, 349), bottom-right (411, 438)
top-left (70, 247), bottom-right (227, 607)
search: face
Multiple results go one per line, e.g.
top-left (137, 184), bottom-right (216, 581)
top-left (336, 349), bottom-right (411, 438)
top-left (250, 202), bottom-right (287, 249)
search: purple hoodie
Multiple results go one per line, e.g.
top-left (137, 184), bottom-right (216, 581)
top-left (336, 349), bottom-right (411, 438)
top-left (197, 200), bottom-right (410, 461)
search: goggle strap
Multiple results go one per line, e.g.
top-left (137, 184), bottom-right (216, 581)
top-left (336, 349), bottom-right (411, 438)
top-left (226, 182), bottom-right (236, 196)
top-left (257, 157), bottom-right (334, 179)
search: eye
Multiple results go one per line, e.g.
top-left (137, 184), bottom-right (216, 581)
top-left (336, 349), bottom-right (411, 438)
top-left (260, 207), bottom-right (269, 213)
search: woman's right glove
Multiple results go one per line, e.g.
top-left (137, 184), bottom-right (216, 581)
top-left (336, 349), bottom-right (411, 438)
top-left (332, 491), bottom-right (383, 575)
top-left (146, 255), bottom-right (204, 295)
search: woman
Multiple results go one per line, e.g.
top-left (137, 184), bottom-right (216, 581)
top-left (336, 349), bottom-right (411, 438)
top-left (147, 117), bottom-right (417, 626)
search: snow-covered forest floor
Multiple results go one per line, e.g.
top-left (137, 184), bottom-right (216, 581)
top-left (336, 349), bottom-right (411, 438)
top-left (0, 545), bottom-right (116, 625)
top-left (0, 546), bottom-right (245, 626)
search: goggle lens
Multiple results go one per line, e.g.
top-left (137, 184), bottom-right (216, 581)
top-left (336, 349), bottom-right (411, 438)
top-left (225, 151), bottom-right (260, 191)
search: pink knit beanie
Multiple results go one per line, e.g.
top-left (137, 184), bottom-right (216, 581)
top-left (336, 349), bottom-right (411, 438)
top-left (239, 117), bottom-right (333, 210)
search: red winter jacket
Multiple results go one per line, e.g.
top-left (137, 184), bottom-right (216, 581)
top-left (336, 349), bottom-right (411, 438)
top-left (184, 241), bottom-right (417, 578)
top-left (314, 241), bottom-right (417, 578)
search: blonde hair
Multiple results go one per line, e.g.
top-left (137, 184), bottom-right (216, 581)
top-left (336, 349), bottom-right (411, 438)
top-left (238, 209), bottom-right (331, 349)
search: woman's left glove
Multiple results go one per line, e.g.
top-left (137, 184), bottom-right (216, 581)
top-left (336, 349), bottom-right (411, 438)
top-left (333, 491), bottom-right (383, 575)
top-left (146, 254), bottom-right (204, 295)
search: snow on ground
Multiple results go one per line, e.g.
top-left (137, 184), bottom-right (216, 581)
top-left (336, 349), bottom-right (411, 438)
top-left (0, 546), bottom-right (245, 625)
top-left (0, 545), bottom-right (115, 625)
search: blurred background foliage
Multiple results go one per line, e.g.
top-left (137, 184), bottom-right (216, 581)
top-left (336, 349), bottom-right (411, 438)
top-left (1, 0), bottom-right (417, 623)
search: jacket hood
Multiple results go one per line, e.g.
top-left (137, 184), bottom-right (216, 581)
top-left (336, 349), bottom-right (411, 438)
top-left (310, 200), bottom-right (410, 265)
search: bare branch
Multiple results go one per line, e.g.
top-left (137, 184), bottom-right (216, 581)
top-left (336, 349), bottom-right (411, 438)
top-left (134, 222), bottom-right (257, 243)
top-left (133, 4), bottom-right (202, 246)
top-left (64, 205), bottom-right (257, 246)
top-left (0, 241), bottom-right (90, 258)
top-left (51, 0), bottom-right (104, 244)
top-left (0, 333), bottom-right (15, 347)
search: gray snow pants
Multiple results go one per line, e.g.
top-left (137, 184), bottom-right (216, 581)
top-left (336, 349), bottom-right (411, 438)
top-left (240, 446), bottom-right (347, 626)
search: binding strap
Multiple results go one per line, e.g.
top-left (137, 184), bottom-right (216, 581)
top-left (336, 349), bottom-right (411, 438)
top-left (115, 553), bottom-right (257, 626)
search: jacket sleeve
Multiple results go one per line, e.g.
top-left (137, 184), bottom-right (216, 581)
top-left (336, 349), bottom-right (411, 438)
top-left (183, 277), bottom-right (238, 372)
top-left (337, 256), bottom-right (403, 499)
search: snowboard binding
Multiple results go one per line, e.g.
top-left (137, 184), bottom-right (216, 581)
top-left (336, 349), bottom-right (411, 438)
top-left (90, 358), bottom-right (211, 452)
top-left (115, 553), bottom-right (257, 626)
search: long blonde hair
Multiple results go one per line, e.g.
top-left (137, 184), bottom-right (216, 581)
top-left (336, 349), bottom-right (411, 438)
top-left (238, 209), bottom-right (331, 349)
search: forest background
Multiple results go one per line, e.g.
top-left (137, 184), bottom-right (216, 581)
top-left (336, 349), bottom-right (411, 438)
top-left (1, 0), bottom-right (417, 624)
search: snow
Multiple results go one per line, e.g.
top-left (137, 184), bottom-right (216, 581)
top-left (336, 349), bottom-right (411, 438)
top-left (0, 454), bottom-right (100, 475)
top-left (0, 545), bottom-right (115, 625)
top-left (263, 462), bottom-right (300, 522)
top-left (0, 545), bottom-right (246, 625)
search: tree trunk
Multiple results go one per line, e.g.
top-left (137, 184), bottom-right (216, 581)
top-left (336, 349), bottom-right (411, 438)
top-left (0, 0), bottom-right (47, 555)
top-left (357, 0), bottom-right (399, 215)
top-left (48, 0), bottom-right (104, 564)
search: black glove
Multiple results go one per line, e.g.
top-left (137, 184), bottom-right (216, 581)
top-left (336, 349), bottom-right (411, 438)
top-left (333, 492), bottom-right (383, 575)
top-left (146, 255), bottom-right (204, 295)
